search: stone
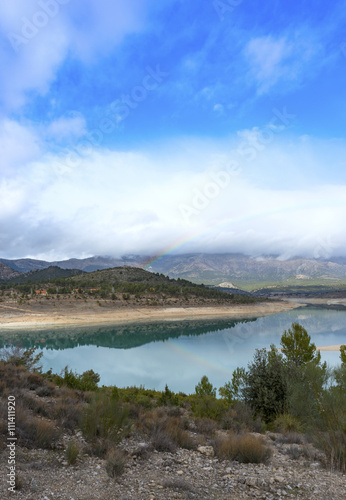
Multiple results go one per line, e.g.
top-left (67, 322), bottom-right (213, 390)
top-left (274, 475), bottom-right (285, 483)
top-left (197, 445), bottom-right (215, 457)
top-left (246, 477), bottom-right (258, 487)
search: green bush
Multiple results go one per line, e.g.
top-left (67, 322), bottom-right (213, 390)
top-left (80, 392), bottom-right (131, 445)
top-left (157, 385), bottom-right (179, 406)
top-left (274, 414), bottom-right (302, 433)
top-left (53, 367), bottom-right (100, 391)
top-left (66, 440), bottom-right (79, 465)
top-left (191, 395), bottom-right (227, 420)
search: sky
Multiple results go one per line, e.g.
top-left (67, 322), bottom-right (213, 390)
top-left (1, 0), bottom-right (346, 260)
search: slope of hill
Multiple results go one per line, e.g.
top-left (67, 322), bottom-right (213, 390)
top-left (0, 256), bottom-right (139, 273)
top-left (0, 262), bottom-right (21, 280)
top-left (2, 253), bottom-right (346, 290)
top-left (147, 253), bottom-right (346, 286)
top-left (4, 266), bottom-right (84, 284)
top-left (0, 258), bottom-right (52, 273)
top-left (69, 266), bottom-right (186, 286)
top-left (65, 266), bottom-right (258, 303)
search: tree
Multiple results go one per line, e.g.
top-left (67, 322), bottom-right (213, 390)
top-left (340, 345), bottom-right (346, 365)
top-left (242, 346), bottom-right (287, 422)
top-left (0, 346), bottom-right (43, 372)
top-left (195, 375), bottom-right (216, 398)
top-left (219, 367), bottom-right (246, 403)
top-left (280, 323), bottom-right (321, 367)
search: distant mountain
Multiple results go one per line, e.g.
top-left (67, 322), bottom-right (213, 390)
top-left (146, 253), bottom-right (346, 286)
top-left (5, 266), bottom-right (84, 284)
top-left (0, 262), bottom-right (21, 280)
top-left (2, 253), bottom-right (346, 289)
top-left (0, 256), bottom-right (139, 274)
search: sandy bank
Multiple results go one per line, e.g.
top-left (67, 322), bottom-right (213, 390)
top-left (0, 301), bottom-right (300, 332)
top-left (316, 344), bottom-right (344, 351)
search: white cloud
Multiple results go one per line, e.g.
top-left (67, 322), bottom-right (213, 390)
top-left (0, 119), bottom-right (41, 174)
top-left (46, 114), bottom-right (87, 141)
top-left (0, 134), bottom-right (346, 260)
top-left (244, 31), bottom-right (322, 94)
top-left (0, 0), bottom-right (155, 109)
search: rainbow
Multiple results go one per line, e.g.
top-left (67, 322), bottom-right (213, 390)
top-left (143, 197), bottom-right (319, 270)
top-left (166, 338), bottom-right (234, 377)
top-left (143, 229), bottom-right (202, 269)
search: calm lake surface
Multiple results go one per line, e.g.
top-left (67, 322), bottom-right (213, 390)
top-left (4, 306), bottom-right (346, 394)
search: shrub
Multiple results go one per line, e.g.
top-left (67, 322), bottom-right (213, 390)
top-left (29, 418), bottom-right (61, 449)
top-left (157, 384), bottom-right (179, 406)
top-left (151, 428), bottom-right (176, 452)
top-left (276, 432), bottom-right (306, 445)
top-left (35, 385), bottom-right (55, 397)
top-left (139, 410), bottom-right (195, 451)
top-left (274, 414), bottom-right (302, 433)
top-left (166, 406), bottom-right (183, 418)
top-left (220, 401), bottom-right (261, 433)
top-left (105, 448), bottom-right (127, 478)
top-left (20, 394), bottom-right (49, 417)
top-left (286, 445), bottom-right (302, 460)
top-left (55, 367), bottom-right (100, 391)
top-left (55, 398), bottom-right (84, 431)
top-left (213, 433), bottom-right (272, 464)
top-left (80, 392), bottom-right (131, 445)
top-left (0, 347), bottom-right (43, 371)
top-left (66, 440), bottom-right (79, 465)
top-left (163, 479), bottom-right (194, 492)
top-left (27, 373), bottom-right (45, 390)
top-left (191, 395), bottom-right (227, 420)
top-left (15, 473), bottom-right (24, 491)
top-left (194, 417), bottom-right (217, 435)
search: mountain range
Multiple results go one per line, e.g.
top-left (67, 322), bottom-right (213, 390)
top-left (1, 254), bottom-right (346, 289)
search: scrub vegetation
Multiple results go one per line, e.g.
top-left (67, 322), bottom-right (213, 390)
top-left (0, 324), bottom-right (345, 491)
top-left (0, 265), bottom-right (262, 306)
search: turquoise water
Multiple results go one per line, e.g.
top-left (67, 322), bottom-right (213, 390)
top-left (3, 307), bottom-right (346, 393)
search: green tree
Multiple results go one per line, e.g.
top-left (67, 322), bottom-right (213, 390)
top-left (0, 346), bottom-right (43, 372)
top-left (219, 367), bottom-right (246, 403)
top-left (195, 375), bottom-right (216, 398)
top-left (243, 346), bottom-right (287, 422)
top-left (280, 323), bottom-right (321, 367)
top-left (340, 345), bottom-right (346, 365)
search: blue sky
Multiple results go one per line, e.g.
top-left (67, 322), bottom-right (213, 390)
top-left (0, 0), bottom-right (346, 259)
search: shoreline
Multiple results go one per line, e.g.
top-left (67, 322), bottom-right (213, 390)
top-left (316, 345), bottom-right (343, 351)
top-left (0, 301), bottom-right (301, 332)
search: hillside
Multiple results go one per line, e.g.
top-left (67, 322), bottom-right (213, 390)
top-left (0, 256), bottom-right (139, 273)
top-left (3, 266), bottom-right (84, 285)
top-left (3, 253), bottom-right (346, 290)
top-left (0, 262), bottom-right (20, 280)
top-left (65, 266), bottom-right (259, 304)
top-left (146, 254), bottom-right (346, 287)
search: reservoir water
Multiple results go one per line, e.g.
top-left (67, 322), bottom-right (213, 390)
top-left (2, 306), bottom-right (346, 394)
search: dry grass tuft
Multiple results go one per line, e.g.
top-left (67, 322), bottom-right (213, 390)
top-left (105, 448), bottom-right (127, 478)
top-left (213, 433), bottom-right (272, 464)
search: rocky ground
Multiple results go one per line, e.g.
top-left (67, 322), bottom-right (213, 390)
top-left (1, 429), bottom-right (345, 500)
